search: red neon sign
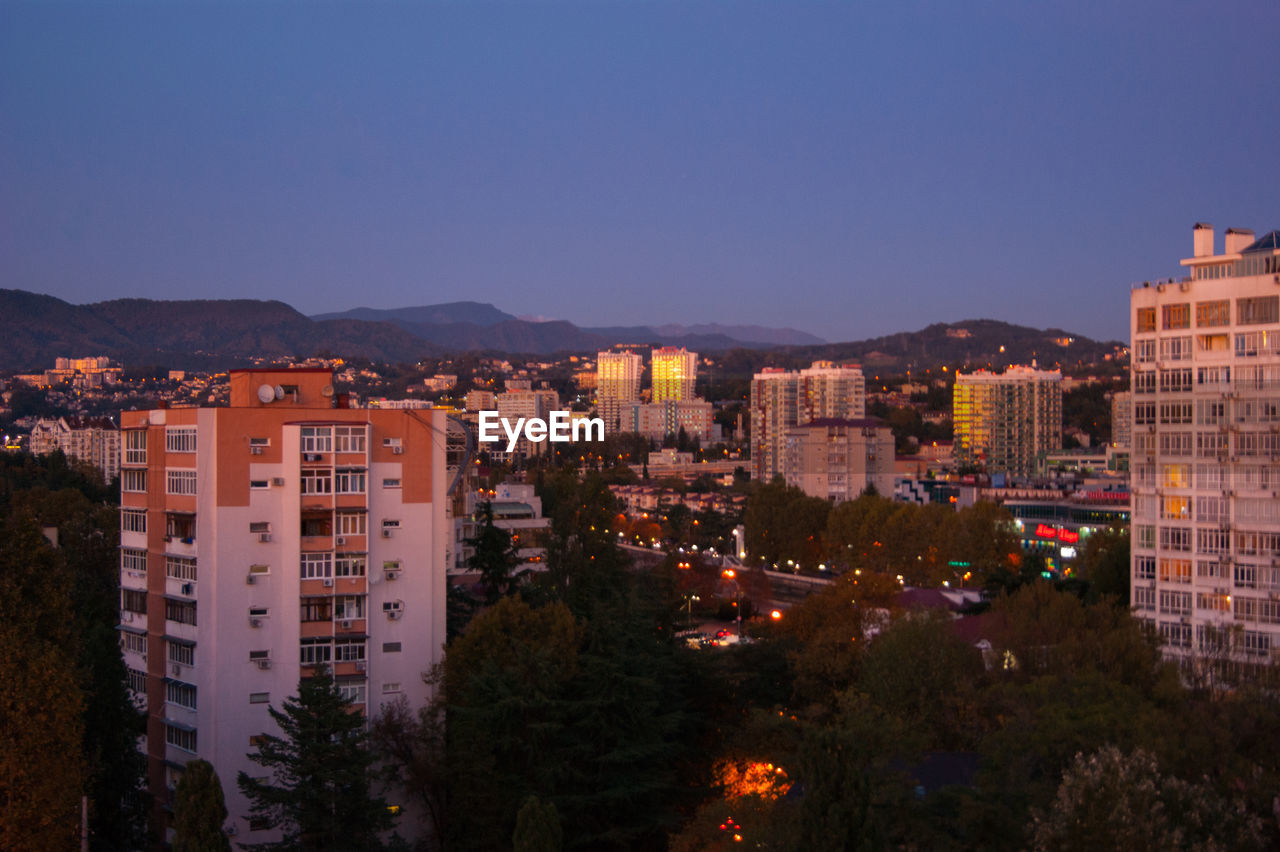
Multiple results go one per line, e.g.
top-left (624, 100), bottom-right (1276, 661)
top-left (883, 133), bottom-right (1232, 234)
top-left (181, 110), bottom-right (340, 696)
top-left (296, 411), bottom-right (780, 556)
top-left (1058, 529), bottom-right (1080, 544)
top-left (1034, 524), bottom-right (1057, 539)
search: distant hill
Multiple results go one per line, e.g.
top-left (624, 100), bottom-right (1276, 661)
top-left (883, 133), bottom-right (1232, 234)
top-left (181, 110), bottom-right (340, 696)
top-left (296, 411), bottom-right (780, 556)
top-left (0, 291), bottom-right (1123, 374)
top-left (0, 290), bottom-right (436, 370)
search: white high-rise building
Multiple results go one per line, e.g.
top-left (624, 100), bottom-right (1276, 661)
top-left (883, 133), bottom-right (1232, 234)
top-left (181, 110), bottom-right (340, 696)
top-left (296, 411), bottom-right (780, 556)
top-left (751, 362), bottom-right (865, 483)
top-left (596, 349), bottom-right (643, 433)
top-left (119, 369), bottom-right (447, 841)
top-left (1130, 223), bottom-right (1280, 662)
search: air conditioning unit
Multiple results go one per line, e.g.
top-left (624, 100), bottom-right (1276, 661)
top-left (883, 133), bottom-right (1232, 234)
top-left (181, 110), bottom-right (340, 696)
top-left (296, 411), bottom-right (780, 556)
top-left (385, 570), bottom-right (400, 581)
top-left (381, 529), bottom-right (392, 538)
top-left (388, 611), bottom-right (402, 621)
top-left (304, 453), bottom-right (322, 462)
top-left (250, 446), bottom-right (263, 455)
top-left (355, 660), bottom-right (367, 672)
top-left (336, 536), bottom-right (346, 545)
top-left (340, 619), bottom-right (353, 629)
top-left (226, 824), bottom-right (237, 837)
top-left (181, 583), bottom-right (194, 596)
top-left (1179, 281), bottom-right (1191, 292)
top-left (271, 477), bottom-right (285, 486)
top-left (255, 659), bottom-right (271, 671)
top-left (391, 446), bottom-right (403, 455)
top-left (259, 533), bottom-right (272, 543)
top-left (246, 573), bottom-right (256, 585)
top-left (249, 617), bottom-right (262, 628)
top-left (171, 663), bottom-right (182, 676)
top-left (322, 578), bottom-right (334, 588)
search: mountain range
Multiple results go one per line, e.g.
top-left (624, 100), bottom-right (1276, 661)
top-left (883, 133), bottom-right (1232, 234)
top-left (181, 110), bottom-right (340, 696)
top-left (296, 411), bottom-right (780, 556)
top-left (0, 289), bottom-right (1122, 372)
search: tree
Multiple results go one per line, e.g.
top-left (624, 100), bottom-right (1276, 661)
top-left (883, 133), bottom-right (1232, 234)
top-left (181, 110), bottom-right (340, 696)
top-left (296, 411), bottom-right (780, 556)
top-left (466, 501), bottom-right (522, 604)
top-left (370, 694), bottom-right (446, 852)
top-left (1030, 746), bottom-right (1265, 852)
top-left (237, 667), bottom-right (392, 851)
top-left (173, 759), bottom-right (231, 852)
top-left (512, 795), bottom-right (562, 852)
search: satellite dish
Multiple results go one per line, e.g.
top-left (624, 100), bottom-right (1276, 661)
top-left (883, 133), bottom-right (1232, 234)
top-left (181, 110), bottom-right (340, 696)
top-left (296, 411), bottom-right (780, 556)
top-left (257, 384), bottom-right (275, 404)
top-left (274, 385), bottom-right (286, 401)
top-left (321, 384), bottom-right (335, 398)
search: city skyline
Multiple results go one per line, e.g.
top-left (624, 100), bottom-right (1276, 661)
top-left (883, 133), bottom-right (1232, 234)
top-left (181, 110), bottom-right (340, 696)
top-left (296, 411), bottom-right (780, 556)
top-left (3, 2), bottom-right (1277, 344)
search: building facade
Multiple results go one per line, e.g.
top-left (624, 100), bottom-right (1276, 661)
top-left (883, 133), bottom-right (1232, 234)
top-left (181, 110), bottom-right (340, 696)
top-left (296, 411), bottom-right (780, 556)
top-left (751, 362), bottom-right (865, 482)
top-left (28, 415), bottom-right (120, 482)
top-left (118, 368), bottom-right (447, 841)
top-left (782, 418), bottom-right (895, 501)
top-left (596, 349), bottom-right (643, 433)
top-left (1130, 224), bottom-right (1280, 661)
top-left (953, 366), bottom-right (1063, 476)
top-left (650, 347), bottom-right (697, 403)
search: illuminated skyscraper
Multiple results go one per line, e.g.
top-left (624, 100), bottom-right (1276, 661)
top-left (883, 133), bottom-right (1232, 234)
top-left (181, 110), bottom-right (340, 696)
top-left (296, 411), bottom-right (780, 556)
top-left (596, 349), bottom-right (643, 433)
top-left (751, 362), bottom-right (865, 483)
top-left (953, 366), bottom-right (1062, 476)
top-left (650, 347), bottom-right (697, 403)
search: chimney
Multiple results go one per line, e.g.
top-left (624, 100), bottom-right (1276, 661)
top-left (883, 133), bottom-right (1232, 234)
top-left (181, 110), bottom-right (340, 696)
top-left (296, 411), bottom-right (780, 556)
top-left (1193, 222), bottom-right (1214, 257)
top-left (1224, 227), bottom-right (1255, 255)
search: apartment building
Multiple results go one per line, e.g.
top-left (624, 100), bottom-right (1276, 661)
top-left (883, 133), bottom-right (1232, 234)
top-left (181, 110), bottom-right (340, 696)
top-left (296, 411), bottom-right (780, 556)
top-left (750, 362), bottom-right (866, 482)
top-left (1131, 224), bottom-right (1280, 661)
top-left (650, 347), bottom-right (697, 403)
top-left (782, 418), bottom-right (895, 502)
top-left (28, 415), bottom-right (120, 483)
top-left (953, 366), bottom-right (1063, 476)
top-left (118, 368), bottom-right (447, 842)
top-left (596, 349), bottom-right (644, 433)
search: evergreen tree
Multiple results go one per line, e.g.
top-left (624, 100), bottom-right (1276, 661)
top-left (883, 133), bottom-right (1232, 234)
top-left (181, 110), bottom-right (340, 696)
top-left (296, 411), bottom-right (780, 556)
top-left (513, 795), bottom-right (562, 852)
top-left (237, 667), bottom-right (392, 851)
top-left (466, 501), bottom-right (522, 604)
top-left (173, 759), bottom-right (231, 852)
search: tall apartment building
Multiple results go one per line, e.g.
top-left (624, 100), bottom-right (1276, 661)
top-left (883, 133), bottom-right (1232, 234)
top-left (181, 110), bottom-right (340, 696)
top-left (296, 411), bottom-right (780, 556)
top-left (952, 366), bottom-right (1063, 476)
top-left (750, 362), bottom-right (865, 482)
top-left (628, 399), bottom-right (715, 442)
top-left (596, 349), bottom-right (643, 433)
top-left (1130, 223), bottom-right (1280, 661)
top-left (28, 415), bottom-right (120, 482)
top-left (783, 418), bottom-right (895, 502)
top-left (650, 347), bottom-right (697, 403)
top-left (118, 369), bottom-right (447, 841)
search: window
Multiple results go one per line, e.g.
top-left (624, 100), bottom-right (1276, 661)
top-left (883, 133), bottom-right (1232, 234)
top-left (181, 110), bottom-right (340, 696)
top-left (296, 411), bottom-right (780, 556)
top-left (122, 588), bottom-right (147, 614)
top-left (382, 436), bottom-right (403, 449)
top-left (121, 548), bottom-right (147, 576)
top-left (1158, 558), bottom-right (1191, 584)
top-left (122, 631), bottom-right (147, 658)
top-left (122, 469), bottom-right (147, 493)
top-left (166, 427), bottom-right (197, 453)
top-left (250, 479), bottom-right (270, 489)
top-left (300, 638), bottom-right (332, 665)
top-left (248, 563), bottom-right (270, 576)
top-left (301, 513), bottom-right (332, 537)
top-left (122, 509), bottom-right (147, 534)
top-left (169, 642), bottom-right (195, 666)
top-left (335, 595), bottom-right (366, 620)
top-left (1196, 528), bottom-right (1230, 554)
top-left (382, 519), bottom-right (401, 530)
top-left (1133, 340), bottom-right (1155, 363)
top-left (1158, 368), bottom-right (1193, 393)
top-left (1134, 555), bottom-right (1155, 580)
top-left (1160, 497), bottom-right (1191, 520)
top-left (249, 692), bottom-right (271, 704)
top-left (1134, 402), bottom-right (1156, 425)
top-left (165, 724), bottom-right (197, 753)
top-left (335, 554), bottom-right (366, 578)
top-left (1158, 526), bottom-right (1191, 552)
top-left (301, 553), bottom-right (333, 580)
top-left (1136, 307), bottom-right (1156, 333)
top-left (1243, 631), bottom-right (1272, 657)
top-left (166, 513), bottom-right (196, 541)
top-left (1234, 595), bottom-right (1280, 624)
top-left (1235, 330), bottom-right (1280, 357)
top-left (383, 642), bottom-right (402, 653)
top-left (337, 682), bottom-right (367, 705)
top-left (249, 606), bottom-right (269, 618)
top-left (1160, 432), bottom-right (1193, 457)
top-left (1135, 525), bottom-right (1155, 549)
top-left (127, 667), bottom-right (147, 696)
top-left (334, 425), bottom-right (367, 453)
top-left (1133, 371), bottom-right (1155, 395)
top-left (301, 597), bottom-right (333, 623)
top-left (166, 600), bottom-right (197, 625)
top-left (249, 521), bottom-right (271, 534)
top-left (166, 681), bottom-right (197, 710)
top-left (165, 556), bottom-right (197, 582)
top-left (382, 478), bottom-right (402, 489)
top-left (337, 512), bottom-right (366, 536)
top-left (1197, 333), bottom-right (1230, 353)
top-left (382, 682), bottom-right (402, 694)
top-left (1237, 296), bottom-right (1280, 326)
top-left (1158, 589), bottom-right (1191, 615)
top-left (249, 437), bottom-right (270, 448)
top-left (1162, 303), bottom-right (1190, 330)
top-left (166, 470), bottom-right (197, 496)
top-left (1196, 299), bottom-right (1230, 327)
top-left (124, 429), bottom-right (148, 464)
top-left (1196, 592), bottom-right (1230, 612)
top-left (1234, 564), bottom-right (1257, 589)
top-left (1158, 403), bottom-right (1192, 425)
top-left (1133, 586), bottom-right (1155, 610)
top-left (1159, 621), bottom-right (1191, 648)
top-left (301, 470), bottom-right (332, 495)
top-left (335, 469), bottom-right (366, 494)
top-left (1158, 336), bottom-right (1192, 361)
top-left (301, 426), bottom-right (332, 454)
top-left (334, 638), bottom-right (366, 661)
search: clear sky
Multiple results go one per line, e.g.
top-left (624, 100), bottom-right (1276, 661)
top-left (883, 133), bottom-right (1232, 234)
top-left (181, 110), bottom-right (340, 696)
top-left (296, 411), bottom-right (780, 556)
top-left (2, 1), bottom-right (1277, 344)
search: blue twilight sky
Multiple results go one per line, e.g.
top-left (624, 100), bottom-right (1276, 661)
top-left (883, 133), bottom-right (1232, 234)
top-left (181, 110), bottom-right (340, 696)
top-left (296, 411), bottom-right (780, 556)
top-left (2, 1), bottom-right (1277, 344)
